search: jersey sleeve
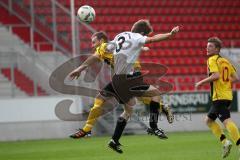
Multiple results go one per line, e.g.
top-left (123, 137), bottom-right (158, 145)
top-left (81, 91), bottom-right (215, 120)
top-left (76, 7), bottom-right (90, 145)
top-left (106, 41), bottom-right (116, 52)
top-left (230, 64), bottom-right (237, 75)
top-left (95, 46), bottom-right (101, 57)
top-left (137, 36), bottom-right (148, 45)
top-left (95, 44), bottom-right (107, 61)
top-left (207, 57), bottom-right (219, 73)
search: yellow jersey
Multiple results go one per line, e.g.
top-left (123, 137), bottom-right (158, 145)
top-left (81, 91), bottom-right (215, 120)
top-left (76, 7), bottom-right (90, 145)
top-left (207, 55), bottom-right (236, 101)
top-left (95, 43), bottom-right (141, 69)
top-left (95, 43), bottom-right (114, 67)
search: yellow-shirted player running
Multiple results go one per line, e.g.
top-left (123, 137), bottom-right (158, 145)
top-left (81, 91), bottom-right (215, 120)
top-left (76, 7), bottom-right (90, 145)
top-left (69, 31), bottom-right (173, 139)
top-left (195, 37), bottom-right (240, 159)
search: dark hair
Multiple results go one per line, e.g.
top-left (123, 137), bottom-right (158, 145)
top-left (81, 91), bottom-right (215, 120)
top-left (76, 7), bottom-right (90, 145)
top-left (92, 31), bottom-right (108, 42)
top-left (131, 19), bottom-right (153, 35)
top-left (208, 37), bottom-right (222, 49)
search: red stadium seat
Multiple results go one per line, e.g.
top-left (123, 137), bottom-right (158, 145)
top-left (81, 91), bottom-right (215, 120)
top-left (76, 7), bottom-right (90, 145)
top-left (2, 0), bottom-right (240, 92)
top-left (1, 68), bottom-right (47, 96)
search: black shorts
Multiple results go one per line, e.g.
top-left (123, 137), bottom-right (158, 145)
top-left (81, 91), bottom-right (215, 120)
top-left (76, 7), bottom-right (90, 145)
top-left (207, 100), bottom-right (232, 122)
top-left (100, 72), bottom-right (150, 104)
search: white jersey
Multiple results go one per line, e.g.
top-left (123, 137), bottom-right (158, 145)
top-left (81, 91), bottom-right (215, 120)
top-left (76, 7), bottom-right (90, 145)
top-left (109, 32), bottom-right (147, 74)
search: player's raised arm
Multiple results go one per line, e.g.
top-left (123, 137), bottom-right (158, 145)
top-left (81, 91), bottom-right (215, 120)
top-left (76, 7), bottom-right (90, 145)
top-left (68, 54), bottom-right (100, 80)
top-left (145, 26), bottom-right (179, 44)
top-left (69, 31), bottom-right (110, 80)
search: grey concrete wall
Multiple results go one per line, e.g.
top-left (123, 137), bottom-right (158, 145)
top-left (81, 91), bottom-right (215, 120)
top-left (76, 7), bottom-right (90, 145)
top-left (1, 113), bottom-right (239, 141)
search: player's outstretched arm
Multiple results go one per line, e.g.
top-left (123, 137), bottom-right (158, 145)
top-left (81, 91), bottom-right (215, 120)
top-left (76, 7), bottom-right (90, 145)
top-left (68, 54), bottom-right (100, 80)
top-left (145, 26), bottom-right (179, 44)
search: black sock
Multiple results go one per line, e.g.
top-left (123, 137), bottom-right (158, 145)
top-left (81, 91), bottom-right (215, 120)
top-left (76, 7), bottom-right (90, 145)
top-left (236, 138), bottom-right (240, 146)
top-left (220, 134), bottom-right (226, 142)
top-left (112, 117), bottom-right (127, 143)
top-left (149, 101), bottom-right (160, 129)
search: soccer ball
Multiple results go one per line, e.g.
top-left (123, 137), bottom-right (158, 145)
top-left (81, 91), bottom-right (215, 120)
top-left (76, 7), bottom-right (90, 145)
top-left (77, 5), bottom-right (96, 23)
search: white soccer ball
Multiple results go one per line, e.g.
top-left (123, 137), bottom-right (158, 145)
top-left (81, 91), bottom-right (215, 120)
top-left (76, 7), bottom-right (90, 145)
top-left (77, 5), bottom-right (96, 23)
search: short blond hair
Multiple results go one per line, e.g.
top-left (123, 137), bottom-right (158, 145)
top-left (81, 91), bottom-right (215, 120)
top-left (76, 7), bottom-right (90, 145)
top-left (208, 37), bottom-right (222, 49)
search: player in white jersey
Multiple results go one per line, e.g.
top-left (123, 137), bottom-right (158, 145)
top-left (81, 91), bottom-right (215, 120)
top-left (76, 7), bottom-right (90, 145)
top-left (108, 19), bottom-right (179, 153)
top-left (112, 32), bottom-right (149, 74)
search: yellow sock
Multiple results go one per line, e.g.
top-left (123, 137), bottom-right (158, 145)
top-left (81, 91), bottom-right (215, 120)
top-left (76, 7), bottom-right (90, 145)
top-left (208, 121), bottom-right (226, 144)
top-left (83, 98), bottom-right (104, 132)
top-left (226, 121), bottom-right (240, 145)
top-left (159, 99), bottom-right (164, 112)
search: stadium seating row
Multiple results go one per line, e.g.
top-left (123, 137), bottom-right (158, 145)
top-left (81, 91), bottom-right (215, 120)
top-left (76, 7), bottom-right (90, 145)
top-left (1, 0), bottom-right (239, 94)
top-left (1, 68), bottom-right (47, 96)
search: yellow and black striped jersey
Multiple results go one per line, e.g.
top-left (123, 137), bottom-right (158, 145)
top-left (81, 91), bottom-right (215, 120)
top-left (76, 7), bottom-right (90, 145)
top-left (207, 55), bottom-right (236, 101)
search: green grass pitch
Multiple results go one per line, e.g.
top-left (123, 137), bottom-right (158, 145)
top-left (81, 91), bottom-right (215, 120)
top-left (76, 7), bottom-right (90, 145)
top-left (0, 131), bottom-right (239, 160)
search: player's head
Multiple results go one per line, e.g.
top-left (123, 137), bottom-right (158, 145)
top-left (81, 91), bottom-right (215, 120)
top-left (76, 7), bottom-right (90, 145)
top-left (131, 19), bottom-right (153, 36)
top-left (207, 37), bottom-right (222, 56)
top-left (91, 31), bottom-right (108, 49)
